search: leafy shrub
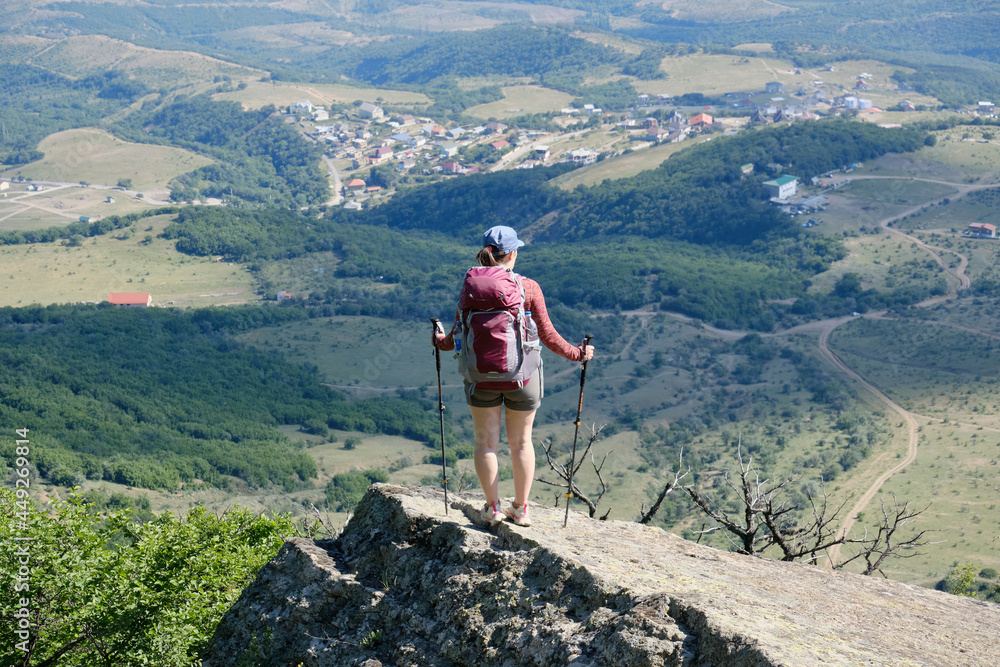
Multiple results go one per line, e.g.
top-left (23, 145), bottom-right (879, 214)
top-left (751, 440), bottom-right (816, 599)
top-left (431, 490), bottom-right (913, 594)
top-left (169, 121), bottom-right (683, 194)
top-left (325, 469), bottom-right (388, 511)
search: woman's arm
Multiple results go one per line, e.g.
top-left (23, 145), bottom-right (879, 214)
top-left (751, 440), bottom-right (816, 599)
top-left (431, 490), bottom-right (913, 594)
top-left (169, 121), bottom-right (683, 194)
top-left (523, 278), bottom-right (586, 362)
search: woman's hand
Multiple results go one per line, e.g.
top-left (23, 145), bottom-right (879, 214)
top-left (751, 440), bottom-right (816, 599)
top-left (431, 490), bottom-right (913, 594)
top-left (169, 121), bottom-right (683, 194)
top-left (579, 340), bottom-right (595, 362)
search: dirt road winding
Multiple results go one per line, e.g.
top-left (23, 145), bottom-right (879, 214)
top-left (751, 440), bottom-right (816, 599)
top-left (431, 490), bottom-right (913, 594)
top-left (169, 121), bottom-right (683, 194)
top-left (812, 176), bottom-right (982, 563)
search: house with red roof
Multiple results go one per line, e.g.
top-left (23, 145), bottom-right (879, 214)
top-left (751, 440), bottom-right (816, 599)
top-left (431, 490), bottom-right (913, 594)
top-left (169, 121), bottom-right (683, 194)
top-left (969, 222), bottom-right (997, 238)
top-left (346, 178), bottom-right (366, 194)
top-left (108, 293), bottom-right (152, 307)
top-left (690, 112), bottom-right (714, 127)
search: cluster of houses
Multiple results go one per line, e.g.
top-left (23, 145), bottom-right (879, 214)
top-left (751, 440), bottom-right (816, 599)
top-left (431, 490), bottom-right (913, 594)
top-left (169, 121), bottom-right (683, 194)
top-left (618, 111), bottom-right (716, 145)
top-left (294, 99), bottom-right (616, 203)
top-left (281, 67), bottom-right (999, 211)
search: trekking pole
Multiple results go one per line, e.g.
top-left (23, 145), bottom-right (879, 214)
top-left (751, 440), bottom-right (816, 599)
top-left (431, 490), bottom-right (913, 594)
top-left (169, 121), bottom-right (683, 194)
top-left (563, 334), bottom-right (594, 528)
top-left (430, 318), bottom-right (449, 514)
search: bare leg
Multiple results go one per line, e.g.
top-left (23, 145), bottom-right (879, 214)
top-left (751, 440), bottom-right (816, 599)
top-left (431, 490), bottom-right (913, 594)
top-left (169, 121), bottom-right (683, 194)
top-left (470, 405), bottom-right (502, 504)
top-left (505, 408), bottom-right (537, 507)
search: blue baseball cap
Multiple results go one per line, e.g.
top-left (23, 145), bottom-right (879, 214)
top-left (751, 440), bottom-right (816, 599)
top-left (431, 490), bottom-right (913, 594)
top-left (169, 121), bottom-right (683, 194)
top-left (482, 226), bottom-right (525, 253)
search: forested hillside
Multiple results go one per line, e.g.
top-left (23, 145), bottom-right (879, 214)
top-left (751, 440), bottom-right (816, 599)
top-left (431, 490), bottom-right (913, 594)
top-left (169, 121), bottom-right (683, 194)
top-left (113, 97), bottom-right (328, 207)
top-left (562, 120), bottom-right (929, 243)
top-left (351, 27), bottom-right (625, 85)
top-left (0, 305), bottom-right (441, 491)
top-left (0, 66), bottom-right (146, 165)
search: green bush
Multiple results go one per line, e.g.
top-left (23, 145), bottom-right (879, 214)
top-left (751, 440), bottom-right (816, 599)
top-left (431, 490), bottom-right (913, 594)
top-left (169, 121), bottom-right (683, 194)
top-left (0, 489), bottom-right (292, 666)
top-left (325, 469), bottom-right (388, 511)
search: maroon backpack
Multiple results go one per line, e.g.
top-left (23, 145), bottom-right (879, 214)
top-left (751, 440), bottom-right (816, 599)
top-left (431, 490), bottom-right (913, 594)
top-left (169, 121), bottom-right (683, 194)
top-left (456, 266), bottom-right (541, 388)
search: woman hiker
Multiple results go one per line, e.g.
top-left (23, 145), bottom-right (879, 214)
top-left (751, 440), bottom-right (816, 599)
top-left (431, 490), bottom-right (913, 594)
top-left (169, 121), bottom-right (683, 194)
top-left (434, 226), bottom-right (595, 527)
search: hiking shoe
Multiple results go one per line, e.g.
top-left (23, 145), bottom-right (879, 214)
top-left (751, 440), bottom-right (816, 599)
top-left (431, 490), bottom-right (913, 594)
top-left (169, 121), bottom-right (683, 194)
top-left (482, 501), bottom-right (504, 526)
top-left (504, 502), bottom-right (531, 527)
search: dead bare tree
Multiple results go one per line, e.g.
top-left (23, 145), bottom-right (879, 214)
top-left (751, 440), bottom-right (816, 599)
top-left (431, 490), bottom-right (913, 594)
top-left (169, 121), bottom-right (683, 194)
top-left (835, 495), bottom-right (935, 577)
top-left (296, 503), bottom-right (345, 540)
top-left (537, 424), bottom-right (612, 519)
top-left (679, 444), bottom-right (839, 558)
top-left (680, 443), bottom-right (933, 572)
top-left (639, 448), bottom-right (689, 524)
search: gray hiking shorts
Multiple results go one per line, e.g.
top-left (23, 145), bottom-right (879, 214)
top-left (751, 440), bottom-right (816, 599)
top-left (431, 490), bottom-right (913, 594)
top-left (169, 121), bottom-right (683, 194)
top-left (464, 368), bottom-right (543, 411)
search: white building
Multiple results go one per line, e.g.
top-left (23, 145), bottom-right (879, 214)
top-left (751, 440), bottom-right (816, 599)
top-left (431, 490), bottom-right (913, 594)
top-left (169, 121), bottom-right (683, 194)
top-left (567, 148), bottom-right (599, 165)
top-left (358, 102), bottom-right (384, 119)
top-left (763, 175), bottom-right (799, 200)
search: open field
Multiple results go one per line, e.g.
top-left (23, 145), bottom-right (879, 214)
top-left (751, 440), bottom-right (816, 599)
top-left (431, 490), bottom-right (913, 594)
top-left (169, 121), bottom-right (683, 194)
top-left (0, 214), bottom-right (257, 307)
top-left (827, 319), bottom-right (1000, 584)
top-left (255, 251), bottom-right (341, 297)
top-left (806, 233), bottom-right (948, 295)
top-left (573, 31), bottom-right (645, 56)
top-left (654, 0), bottom-right (790, 21)
top-left (647, 54), bottom-right (794, 97)
top-left (832, 318), bottom-right (1000, 426)
top-left (835, 177), bottom-right (959, 208)
top-left (466, 85), bottom-right (576, 119)
top-left (385, 1), bottom-right (583, 30)
top-left (551, 137), bottom-right (710, 189)
top-left (453, 76), bottom-right (534, 91)
top-left (1, 128), bottom-right (214, 195)
top-left (873, 419), bottom-right (1000, 588)
top-left (850, 152), bottom-right (968, 183)
top-left (3, 34), bottom-right (262, 89)
top-left (894, 189), bottom-right (1000, 233)
top-left (213, 22), bottom-right (360, 52)
top-left (920, 296), bottom-right (1000, 339)
top-left (0, 185), bottom-right (153, 232)
top-left (918, 131), bottom-right (1000, 181)
top-left (213, 80), bottom-right (431, 110)
top-left (812, 177), bottom-right (960, 236)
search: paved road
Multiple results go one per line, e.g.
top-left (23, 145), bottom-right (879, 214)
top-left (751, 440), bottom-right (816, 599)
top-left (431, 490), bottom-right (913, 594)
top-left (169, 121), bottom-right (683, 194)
top-left (322, 155), bottom-right (343, 206)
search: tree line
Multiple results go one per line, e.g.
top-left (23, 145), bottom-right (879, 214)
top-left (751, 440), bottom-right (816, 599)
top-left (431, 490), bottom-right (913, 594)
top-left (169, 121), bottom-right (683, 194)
top-left (0, 304), bottom-right (441, 492)
top-left (113, 96), bottom-right (328, 208)
top-left (0, 66), bottom-right (147, 166)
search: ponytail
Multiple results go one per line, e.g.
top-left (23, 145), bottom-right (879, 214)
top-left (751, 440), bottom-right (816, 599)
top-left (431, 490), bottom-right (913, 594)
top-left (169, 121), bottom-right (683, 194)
top-left (476, 246), bottom-right (506, 267)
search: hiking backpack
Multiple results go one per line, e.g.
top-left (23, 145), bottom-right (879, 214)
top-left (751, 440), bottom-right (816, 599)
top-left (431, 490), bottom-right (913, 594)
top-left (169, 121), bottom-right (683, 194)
top-left (455, 266), bottom-right (541, 388)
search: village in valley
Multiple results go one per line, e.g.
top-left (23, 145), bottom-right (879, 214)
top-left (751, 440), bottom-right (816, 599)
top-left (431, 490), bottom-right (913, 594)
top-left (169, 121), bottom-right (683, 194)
top-left (287, 63), bottom-right (998, 214)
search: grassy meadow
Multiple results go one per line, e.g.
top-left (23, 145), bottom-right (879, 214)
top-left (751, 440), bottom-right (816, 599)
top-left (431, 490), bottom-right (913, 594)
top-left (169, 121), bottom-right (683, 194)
top-left (0, 185), bottom-right (156, 232)
top-left (467, 85), bottom-right (576, 119)
top-left (551, 137), bottom-right (711, 189)
top-left (829, 317), bottom-right (1000, 584)
top-left (806, 233), bottom-right (943, 295)
top-left (0, 214), bottom-right (257, 307)
top-left (897, 189), bottom-right (1000, 232)
top-left (812, 176), bottom-right (961, 236)
top-left (647, 54), bottom-right (795, 97)
top-left (213, 81), bottom-right (431, 110)
top-left (1, 128), bottom-right (214, 196)
top-left (14, 34), bottom-right (262, 88)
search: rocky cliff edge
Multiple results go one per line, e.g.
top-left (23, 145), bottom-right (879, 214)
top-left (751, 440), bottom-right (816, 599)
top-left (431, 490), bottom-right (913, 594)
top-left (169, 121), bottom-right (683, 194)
top-left (202, 484), bottom-right (1000, 666)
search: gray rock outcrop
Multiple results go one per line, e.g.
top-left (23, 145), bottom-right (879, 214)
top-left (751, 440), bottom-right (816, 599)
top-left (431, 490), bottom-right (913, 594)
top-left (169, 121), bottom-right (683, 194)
top-left (202, 484), bottom-right (1000, 666)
